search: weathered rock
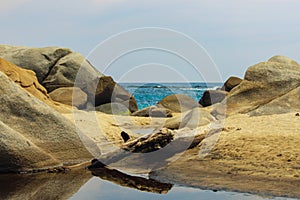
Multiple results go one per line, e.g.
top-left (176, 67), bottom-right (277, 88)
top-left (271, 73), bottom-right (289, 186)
top-left (219, 56), bottom-right (300, 116)
top-left (0, 70), bottom-right (93, 172)
top-left (199, 90), bottom-right (227, 107)
top-left (221, 76), bottom-right (242, 92)
top-left (268, 55), bottom-right (299, 66)
top-left (210, 103), bottom-right (227, 120)
top-left (0, 58), bottom-right (70, 113)
top-left (164, 108), bottom-right (215, 130)
top-left (0, 45), bottom-right (71, 83)
top-left (95, 102), bottom-right (130, 115)
top-left (119, 96), bottom-right (139, 113)
top-left (0, 45), bottom-right (138, 112)
top-left (87, 76), bottom-right (138, 113)
top-left (0, 57), bottom-right (48, 99)
top-left (49, 87), bottom-right (87, 108)
top-left (157, 94), bottom-right (199, 113)
top-left (248, 85), bottom-right (300, 116)
top-left (43, 52), bottom-right (102, 92)
top-left (131, 106), bottom-right (173, 118)
top-left (0, 120), bottom-right (59, 172)
top-left (244, 60), bottom-right (300, 83)
top-left (88, 76), bottom-right (117, 105)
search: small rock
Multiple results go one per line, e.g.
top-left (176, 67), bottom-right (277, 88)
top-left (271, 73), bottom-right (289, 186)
top-left (157, 94), bottom-right (199, 113)
top-left (131, 106), bottom-right (173, 117)
top-left (121, 131), bottom-right (130, 143)
top-left (221, 76), bottom-right (242, 92)
top-left (199, 90), bottom-right (227, 107)
top-left (49, 87), bottom-right (87, 108)
top-left (95, 102), bottom-right (130, 115)
top-left (89, 76), bottom-right (138, 113)
top-left (164, 108), bottom-right (214, 130)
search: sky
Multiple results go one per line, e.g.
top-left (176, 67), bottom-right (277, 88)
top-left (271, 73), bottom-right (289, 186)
top-left (1, 0), bottom-right (300, 82)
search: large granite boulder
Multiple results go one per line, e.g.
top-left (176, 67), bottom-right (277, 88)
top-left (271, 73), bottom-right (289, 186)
top-left (0, 68), bottom-right (93, 172)
top-left (157, 94), bottom-right (199, 113)
top-left (221, 76), bottom-right (242, 92)
top-left (49, 87), bottom-right (87, 108)
top-left (215, 55), bottom-right (300, 116)
top-left (0, 45), bottom-right (71, 83)
top-left (248, 86), bottom-right (300, 116)
top-left (43, 52), bottom-right (102, 92)
top-left (0, 45), bottom-right (138, 112)
top-left (131, 106), bottom-right (173, 118)
top-left (199, 90), bottom-right (227, 107)
top-left (268, 55), bottom-right (299, 65)
top-left (0, 121), bottom-right (59, 172)
top-left (0, 45), bottom-right (101, 93)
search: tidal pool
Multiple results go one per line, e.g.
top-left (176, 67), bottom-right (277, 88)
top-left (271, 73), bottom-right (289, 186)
top-left (0, 169), bottom-right (297, 200)
top-left (70, 177), bottom-right (293, 200)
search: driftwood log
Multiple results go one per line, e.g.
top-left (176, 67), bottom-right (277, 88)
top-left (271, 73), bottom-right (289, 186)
top-left (88, 128), bottom-right (205, 170)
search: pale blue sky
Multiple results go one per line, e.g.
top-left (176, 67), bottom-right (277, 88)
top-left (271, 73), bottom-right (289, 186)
top-left (1, 0), bottom-right (300, 82)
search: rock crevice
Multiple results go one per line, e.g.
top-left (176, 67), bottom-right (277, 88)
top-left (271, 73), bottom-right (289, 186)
top-left (41, 51), bottom-right (72, 83)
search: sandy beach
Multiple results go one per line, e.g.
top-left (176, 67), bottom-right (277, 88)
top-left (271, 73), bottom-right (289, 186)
top-left (150, 113), bottom-right (300, 198)
top-left (62, 110), bottom-right (300, 198)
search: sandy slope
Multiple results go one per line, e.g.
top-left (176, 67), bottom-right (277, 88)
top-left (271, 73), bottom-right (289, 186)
top-left (150, 113), bottom-right (300, 198)
top-left (63, 111), bottom-right (161, 153)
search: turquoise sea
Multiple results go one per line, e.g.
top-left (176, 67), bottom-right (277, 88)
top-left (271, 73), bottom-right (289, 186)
top-left (120, 82), bottom-right (222, 109)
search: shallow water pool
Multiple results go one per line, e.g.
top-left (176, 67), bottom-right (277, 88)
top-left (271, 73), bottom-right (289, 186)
top-left (0, 169), bottom-right (297, 200)
top-left (70, 176), bottom-right (295, 200)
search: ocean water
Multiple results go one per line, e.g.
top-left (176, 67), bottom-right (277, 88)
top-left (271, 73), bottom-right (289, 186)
top-left (120, 82), bottom-right (222, 109)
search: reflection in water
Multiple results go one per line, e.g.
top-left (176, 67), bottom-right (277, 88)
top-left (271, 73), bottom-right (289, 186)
top-left (91, 167), bottom-right (173, 194)
top-left (0, 166), bottom-right (172, 200)
top-left (0, 170), bottom-right (92, 200)
top-left (0, 167), bottom-right (294, 200)
top-left (71, 177), bottom-right (285, 200)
